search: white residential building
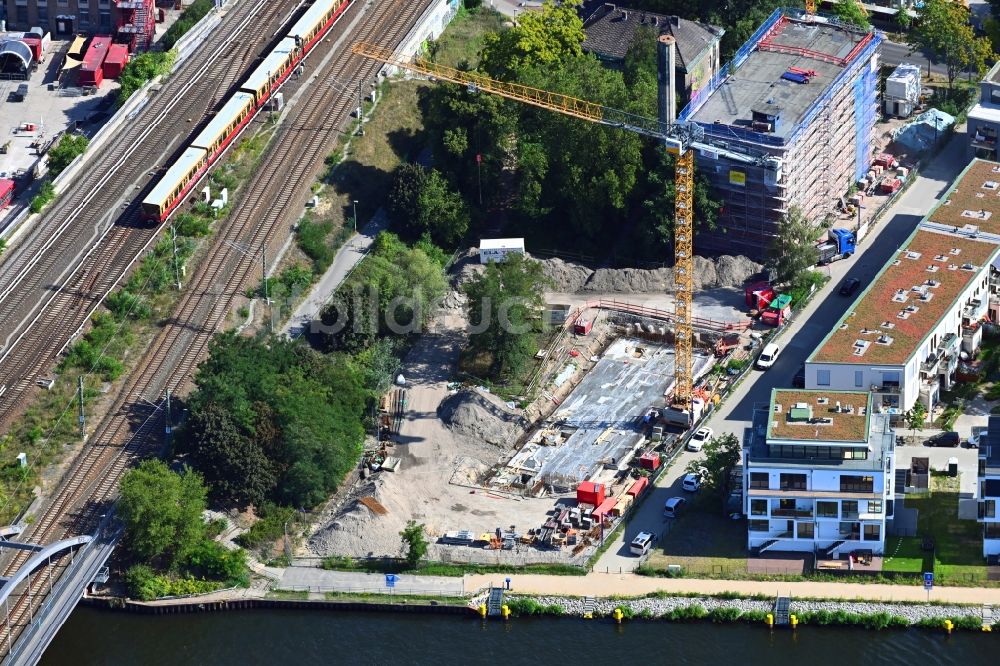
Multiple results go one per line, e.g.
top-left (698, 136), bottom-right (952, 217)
top-left (978, 416), bottom-right (1000, 560)
top-left (743, 389), bottom-right (896, 559)
top-left (805, 160), bottom-right (1000, 419)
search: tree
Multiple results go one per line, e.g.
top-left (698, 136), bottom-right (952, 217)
top-left (905, 401), bottom-right (927, 442)
top-left (119, 460), bottom-right (207, 566)
top-left (765, 207), bottom-right (817, 287)
top-left (829, 0), bottom-right (869, 29)
top-left (685, 432), bottom-right (741, 496)
top-left (479, 0), bottom-right (586, 80)
top-left (896, 6), bottom-right (912, 31)
top-left (464, 253), bottom-right (550, 380)
top-left (910, 0), bottom-right (993, 91)
top-left (386, 165), bottom-right (469, 247)
top-left (400, 520), bottom-right (428, 568)
top-left (46, 134), bottom-right (89, 177)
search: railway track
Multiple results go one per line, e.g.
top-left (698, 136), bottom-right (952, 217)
top-left (0, 0), bottom-right (434, 656)
top-left (0, 0), bottom-right (301, 429)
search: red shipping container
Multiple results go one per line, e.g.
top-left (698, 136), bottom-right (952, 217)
top-left (102, 44), bottom-right (129, 79)
top-left (574, 318), bottom-right (593, 335)
top-left (576, 481), bottom-right (606, 507)
top-left (592, 497), bottom-right (618, 522)
top-left (79, 36), bottom-right (111, 87)
top-left (745, 281), bottom-right (774, 310)
top-left (0, 179), bottom-right (14, 209)
top-left (20, 37), bottom-right (42, 62)
top-left (627, 476), bottom-right (649, 498)
top-left (638, 452), bottom-right (661, 470)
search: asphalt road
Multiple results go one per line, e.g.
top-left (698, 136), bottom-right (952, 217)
top-left (879, 39), bottom-right (948, 78)
top-left (593, 128), bottom-right (974, 574)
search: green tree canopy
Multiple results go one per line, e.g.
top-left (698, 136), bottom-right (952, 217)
top-left (829, 0), bottom-right (870, 29)
top-left (910, 0), bottom-right (993, 90)
top-left (464, 253), bottom-right (550, 380)
top-left (685, 432), bottom-right (741, 496)
top-left (400, 520), bottom-right (428, 568)
top-left (119, 460), bottom-right (207, 566)
top-left (386, 165), bottom-right (469, 247)
top-left (46, 134), bottom-right (89, 177)
top-left (479, 0), bottom-right (586, 80)
top-left (765, 207), bottom-right (817, 287)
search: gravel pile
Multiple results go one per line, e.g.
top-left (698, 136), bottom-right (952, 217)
top-left (537, 255), bottom-right (762, 294)
top-left (518, 595), bottom-right (978, 624)
top-left (438, 388), bottom-right (526, 447)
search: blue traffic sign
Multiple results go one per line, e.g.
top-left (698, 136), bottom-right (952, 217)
top-left (385, 574), bottom-right (398, 588)
top-left (923, 572), bottom-right (934, 590)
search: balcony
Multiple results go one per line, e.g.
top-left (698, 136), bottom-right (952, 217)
top-left (841, 512), bottom-right (860, 521)
top-left (771, 508), bottom-right (813, 518)
top-left (920, 354), bottom-right (941, 375)
top-left (971, 132), bottom-right (998, 150)
top-left (871, 383), bottom-right (901, 394)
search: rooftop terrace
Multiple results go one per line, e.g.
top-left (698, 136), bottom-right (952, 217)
top-left (767, 389), bottom-right (871, 443)
top-left (810, 229), bottom-right (998, 366)
top-left (689, 17), bottom-right (869, 142)
top-left (928, 159), bottom-right (1000, 237)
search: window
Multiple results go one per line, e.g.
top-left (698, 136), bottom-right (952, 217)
top-left (779, 473), bottom-right (806, 490)
top-left (749, 520), bottom-right (769, 533)
top-left (981, 500), bottom-right (997, 519)
top-left (16, 6), bottom-right (28, 23)
top-left (863, 524), bottom-right (881, 541)
top-left (854, 370), bottom-right (864, 387)
top-left (750, 473), bottom-right (769, 489)
top-left (817, 501), bottom-right (838, 518)
top-left (99, 10), bottom-right (110, 27)
top-left (750, 499), bottom-right (768, 516)
top-left (797, 522), bottom-right (814, 539)
top-left (840, 475), bottom-right (874, 492)
top-left (37, 5), bottom-right (48, 20)
top-left (868, 500), bottom-right (883, 514)
top-left (839, 522), bottom-right (860, 538)
top-left (992, 89), bottom-right (1000, 105)
top-left (842, 500), bottom-right (859, 518)
top-left (817, 369), bottom-right (831, 386)
top-left (987, 523), bottom-right (1000, 539)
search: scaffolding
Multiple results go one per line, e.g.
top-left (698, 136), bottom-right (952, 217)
top-left (117, 0), bottom-right (155, 52)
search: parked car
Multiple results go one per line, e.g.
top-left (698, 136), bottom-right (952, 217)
top-left (969, 430), bottom-right (987, 449)
top-left (681, 473), bottom-right (701, 492)
top-left (663, 496), bottom-right (687, 518)
top-left (839, 277), bottom-right (860, 296)
top-left (756, 343), bottom-right (781, 369)
top-left (925, 431), bottom-right (961, 447)
top-left (687, 427), bottom-right (713, 452)
top-left (792, 364), bottom-right (805, 388)
top-left (629, 531), bottom-right (656, 556)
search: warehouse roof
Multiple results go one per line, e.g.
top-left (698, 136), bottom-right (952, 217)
top-left (582, 3), bottom-right (722, 68)
top-left (809, 228), bottom-right (999, 365)
top-left (767, 390), bottom-right (871, 443)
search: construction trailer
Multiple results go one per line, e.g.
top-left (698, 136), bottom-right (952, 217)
top-left (679, 9), bottom-right (882, 260)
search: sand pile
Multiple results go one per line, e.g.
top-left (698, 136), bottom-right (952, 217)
top-left (438, 388), bottom-right (526, 447)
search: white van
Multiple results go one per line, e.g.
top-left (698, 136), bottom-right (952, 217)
top-left (756, 343), bottom-right (780, 369)
top-left (629, 531), bottom-right (655, 556)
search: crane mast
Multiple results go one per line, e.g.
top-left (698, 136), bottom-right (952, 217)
top-left (352, 41), bottom-right (698, 407)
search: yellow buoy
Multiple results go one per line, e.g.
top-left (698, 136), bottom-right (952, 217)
top-left (766, 613), bottom-right (774, 628)
top-left (613, 608), bottom-right (624, 624)
top-left (982, 624), bottom-right (992, 632)
top-left (944, 619), bottom-right (954, 634)
top-left (502, 604), bottom-right (511, 620)
top-left (479, 603), bottom-right (487, 618)
top-left (790, 614), bottom-right (798, 629)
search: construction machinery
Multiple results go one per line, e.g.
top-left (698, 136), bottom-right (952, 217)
top-left (351, 41), bottom-right (778, 418)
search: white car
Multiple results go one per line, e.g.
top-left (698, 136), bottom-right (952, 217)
top-left (756, 342), bottom-right (781, 369)
top-left (681, 473), bottom-right (701, 492)
top-left (687, 427), bottom-right (713, 452)
top-left (663, 496), bottom-right (687, 518)
top-left (629, 531), bottom-right (656, 556)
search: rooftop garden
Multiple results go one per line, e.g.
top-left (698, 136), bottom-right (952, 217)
top-left (768, 389), bottom-right (871, 442)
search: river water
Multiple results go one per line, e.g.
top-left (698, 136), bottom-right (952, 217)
top-left (42, 606), bottom-right (995, 665)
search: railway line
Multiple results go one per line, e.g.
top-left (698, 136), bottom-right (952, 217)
top-left (0, 0), bottom-right (302, 429)
top-left (0, 0), bottom-right (435, 658)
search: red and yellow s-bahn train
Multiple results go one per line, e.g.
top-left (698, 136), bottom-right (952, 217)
top-left (141, 0), bottom-right (351, 222)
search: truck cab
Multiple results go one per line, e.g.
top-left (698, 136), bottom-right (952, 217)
top-left (816, 228), bottom-right (856, 265)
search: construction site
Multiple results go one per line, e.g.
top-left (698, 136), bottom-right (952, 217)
top-left (682, 8), bottom-right (881, 258)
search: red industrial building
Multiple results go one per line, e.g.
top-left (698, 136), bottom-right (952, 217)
top-left (116, 0), bottom-right (156, 52)
top-left (102, 43), bottom-right (129, 79)
top-left (79, 35), bottom-right (111, 87)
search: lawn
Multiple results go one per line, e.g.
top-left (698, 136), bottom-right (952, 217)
top-left (882, 536), bottom-right (926, 574)
top-left (431, 7), bottom-right (506, 69)
top-left (646, 493), bottom-right (748, 578)
top-left (905, 475), bottom-right (989, 584)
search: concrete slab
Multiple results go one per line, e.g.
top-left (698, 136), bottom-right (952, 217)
top-left (279, 566), bottom-right (466, 596)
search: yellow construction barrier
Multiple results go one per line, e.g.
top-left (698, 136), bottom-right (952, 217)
top-left (982, 624), bottom-right (992, 632)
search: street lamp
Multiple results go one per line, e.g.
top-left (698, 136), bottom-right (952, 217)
top-left (225, 239), bottom-right (272, 332)
top-left (352, 199), bottom-right (359, 234)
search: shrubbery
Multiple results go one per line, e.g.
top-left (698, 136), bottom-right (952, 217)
top-left (161, 0), bottom-right (213, 50)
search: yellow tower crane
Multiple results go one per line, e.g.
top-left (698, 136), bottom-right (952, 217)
top-left (351, 42), bottom-right (776, 412)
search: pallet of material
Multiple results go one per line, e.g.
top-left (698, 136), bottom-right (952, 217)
top-left (359, 496), bottom-right (388, 515)
top-left (440, 530), bottom-right (476, 545)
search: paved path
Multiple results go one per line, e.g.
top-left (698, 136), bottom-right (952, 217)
top-left (592, 130), bottom-right (977, 576)
top-left (464, 571), bottom-right (1000, 604)
top-left (279, 566), bottom-right (466, 596)
top-left (280, 212), bottom-right (388, 338)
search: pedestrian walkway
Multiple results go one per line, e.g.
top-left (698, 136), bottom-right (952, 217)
top-left (463, 572), bottom-right (1000, 604)
top-left (278, 567), bottom-right (467, 596)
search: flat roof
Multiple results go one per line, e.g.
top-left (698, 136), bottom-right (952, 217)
top-left (480, 238), bottom-right (524, 250)
top-left (809, 228), bottom-right (999, 365)
top-left (927, 159), bottom-right (1000, 236)
top-left (191, 92), bottom-right (254, 151)
top-left (767, 389), bottom-right (871, 443)
top-left (289, 0), bottom-right (334, 41)
top-left (82, 35), bottom-right (110, 71)
top-left (143, 146), bottom-right (206, 208)
top-left (690, 19), bottom-right (865, 141)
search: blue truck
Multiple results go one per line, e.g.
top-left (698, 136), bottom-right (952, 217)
top-left (815, 228), bottom-right (856, 265)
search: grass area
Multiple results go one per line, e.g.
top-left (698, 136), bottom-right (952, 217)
top-left (430, 7), bottom-right (506, 69)
top-left (644, 493), bottom-right (748, 578)
top-left (320, 555), bottom-right (583, 577)
top-left (882, 536), bottom-right (926, 574)
top-left (323, 591), bottom-right (469, 605)
top-left (267, 590), bottom-right (309, 600)
top-left (906, 474), bottom-right (989, 585)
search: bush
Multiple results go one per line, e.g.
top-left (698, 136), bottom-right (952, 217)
top-left (505, 597), bottom-right (563, 617)
top-left (740, 609), bottom-right (770, 623)
top-left (30, 181), bottom-right (55, 214)
top-left (708, 606), bottom-right (743, 623)
top-left (236, 504), bottom-right (297, 549)
top-left (161, 0), bottom-right (213, 50)
top-left (175, 213), bottom-right (211, 237)
top-left (119, 51), bottom-right (177, 104)
top-left (664, 604), bottom-right (708, 621)
top-left (125, 564), bottom-right (171, 601)
top-left (105, 289), bottom-right (151, 321)
top-left (181, 539), bottom-right (249, 585)
top-left (297, 218), bottom-right (335, 271)
top-left (47, 134), bottom-right (89, 177)
top-left (861, 612), bottom-right (909, 630)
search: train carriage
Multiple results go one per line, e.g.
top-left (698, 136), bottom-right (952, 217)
top-left (191, 92), bottom-right (255, 155)
top-left (288, 0), bottom-right (350, 53)
top-left (141, 146), bottom-right (209, 221)
top-left (240, 37), bottom-right (298, 103)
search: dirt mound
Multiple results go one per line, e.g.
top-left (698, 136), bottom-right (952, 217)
top-left (438, 388), bottom-right (526, 447)
top-left (712, 254), bottom-right (763, 288)
top-left (308, 477), bottom-right (410, 557)
top-left (536, 254), bottom-right (761, 294)
top-left (582, 266), bottom-right (672, 293)
top-left (538, 256), bottom-right (594, 292)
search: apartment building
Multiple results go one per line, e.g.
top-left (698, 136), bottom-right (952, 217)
top-left (4, 0), bottom-right (117, 35)
top-left (978, 415), bottom-right (1000, 559)
top-left (744, 389), bottom-right (896, 558)
top-left (968, 61), bottom-right (1000, 161)
top-left (678, 10), bottom-right (881, 259)
top-left (805, 160), bottom-right (1000, 418)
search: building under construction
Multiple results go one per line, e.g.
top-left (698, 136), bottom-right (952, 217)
top-left (680, 9), bottom-right (881, 259)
